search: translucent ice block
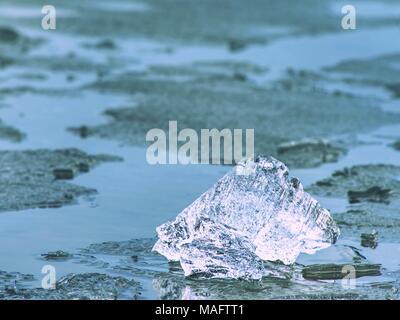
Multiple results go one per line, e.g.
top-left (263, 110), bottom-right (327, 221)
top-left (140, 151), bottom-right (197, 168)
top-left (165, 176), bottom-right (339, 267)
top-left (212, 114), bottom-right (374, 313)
top-left (153, 156), bottom-right (340, 279)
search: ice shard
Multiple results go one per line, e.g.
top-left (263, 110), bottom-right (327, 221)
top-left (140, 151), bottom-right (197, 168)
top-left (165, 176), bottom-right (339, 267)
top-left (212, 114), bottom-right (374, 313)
top-left (153, 156), bottom-right (340, 279)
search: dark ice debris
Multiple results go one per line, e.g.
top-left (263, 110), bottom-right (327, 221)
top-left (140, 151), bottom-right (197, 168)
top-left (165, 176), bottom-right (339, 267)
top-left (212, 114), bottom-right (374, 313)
top-left (390, 140), bottom-right (400, 151)
top-left (348, 186), bottom-right (392, 204)
top-left (0, 119), bottom-right (25, 142)
top-left (5, 281), bottom-right (18, 295)
top-left (361, 231), bottom-right (379, 249)
top-left (228, 39), bottom-right (247, 52)
top-left (81, 238), bottom-right (157, 256)
top-left (53, 168), bottom-right (74, 180)
top-left (95, 39), bottom-right (116, 50)
top-left (78, 162), bottom-right (90, 173)
top-left (70, 125), bottom-right (89, 138)
top-left (38, 202), bottom-right (62, 209)
top-left (385, 83), bottom-right (400, 98)
top-left (66, 74), bottom-right (76, 82)
top-left (232, 72), bottom-right (247, 82)
top-left (302, 264), bottom-right (381, 280)
top-left (0, 56), bottom-right (13, 68)
top-left (41, 250), bottom-right (73, 261)
top-left (316, 180), bottom-right (333, 187)
top-left (83, 39), bottom-right (117, 50)
top-left (332, 167), bottom-right (356, 178)
top-left (346, 246), bottom-right (367, 263)
top-left (0, 27), bottom-right (20, 43)
top-left (277, 139), bottom-right (344, 168)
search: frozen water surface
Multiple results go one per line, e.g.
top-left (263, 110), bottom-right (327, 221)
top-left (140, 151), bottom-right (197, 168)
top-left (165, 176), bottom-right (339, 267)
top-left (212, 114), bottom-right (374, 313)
top-left (0, 0), bottom-right (400, 299)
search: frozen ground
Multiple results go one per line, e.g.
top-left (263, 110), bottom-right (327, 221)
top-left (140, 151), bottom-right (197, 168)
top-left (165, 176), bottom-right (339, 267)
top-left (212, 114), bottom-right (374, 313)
top-left (0, 0), bottom-right (400, 299)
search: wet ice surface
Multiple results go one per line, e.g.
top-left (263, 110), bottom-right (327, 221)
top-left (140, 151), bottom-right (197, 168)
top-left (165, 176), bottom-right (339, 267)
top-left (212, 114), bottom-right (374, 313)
top-left (1, 272), bottom-right (141, 300)
top-left (4, 237), bottom-right (393, 300)
top-left (0, 0), bottom-right (400, 299)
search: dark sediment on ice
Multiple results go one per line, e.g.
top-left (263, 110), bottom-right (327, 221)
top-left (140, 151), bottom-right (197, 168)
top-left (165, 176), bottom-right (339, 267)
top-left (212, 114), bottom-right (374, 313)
top-left (324, 54), bottom-right (400, 97)
top-left (361, 231), bottom-right (379, 249)
top-left (0, 119), bottom-right (25, 142)
top-left (67, 70), bottom-right (400, 168)
top-left (325, 54), bottom-right (400, 84)
top-left (333, 206), bottom-right (400, 242)
top-left (390, 140), bottom-right (400, 151)
top-left (21, 54), bottom-right (118, 73)
top-left (81, 238), bottom-right (157, 256)
top-left (82, 39), bottom-right (117, 50)
top-left (309, 165), bottom-right (400, 242)
top-left (276, 139), bottom-right (345, 169)
top-left (302, 263), bottom-right (381, 280)
top-left (0, 26), bottom-right (41, 60)
top-left (40, 0), bottom-right (335, 44)
top-left (0, 148), bottom-right (121, 212)
top-left (0, 272), bottom-right (141, 300)
top-left (309, 165), bottom-right (400, 199)
top-left (41, 250), bottom-right (73, 261)
top-left (348, 187), bottom-right (392, 204)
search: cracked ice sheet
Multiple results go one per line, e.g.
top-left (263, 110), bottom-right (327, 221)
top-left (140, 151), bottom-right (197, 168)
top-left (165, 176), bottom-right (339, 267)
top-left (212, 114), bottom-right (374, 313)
top-left (154, 156), bottom-right (340, 280)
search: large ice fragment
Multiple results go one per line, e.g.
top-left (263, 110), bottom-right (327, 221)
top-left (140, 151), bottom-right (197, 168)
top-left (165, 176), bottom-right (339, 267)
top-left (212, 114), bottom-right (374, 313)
top-left (153, 156), bottom-right (340, 279)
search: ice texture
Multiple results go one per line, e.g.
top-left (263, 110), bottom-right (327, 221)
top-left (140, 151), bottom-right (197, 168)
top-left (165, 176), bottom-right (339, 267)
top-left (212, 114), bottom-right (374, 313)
top-left (153, 156), bottom-right (340, 279)
top-left (179, 219), bottom-right (265, 279)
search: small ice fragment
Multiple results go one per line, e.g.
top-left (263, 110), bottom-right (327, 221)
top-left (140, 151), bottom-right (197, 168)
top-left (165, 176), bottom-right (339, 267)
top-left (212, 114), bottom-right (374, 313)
top-left (53, 168), bottom-right (74, 180)
top-left (41, 250), bottom-right (72, 261)
top-left (361, 230), bottom-right (379, 249)
top-left (348, 186), bottom-right (392, 204)
top-left (153, 156), bottom-right (340, 279)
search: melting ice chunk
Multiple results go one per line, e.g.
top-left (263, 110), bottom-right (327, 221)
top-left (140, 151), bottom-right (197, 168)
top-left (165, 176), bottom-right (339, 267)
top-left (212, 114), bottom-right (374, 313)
top-left (153, 156), bottom-right (340, 279)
